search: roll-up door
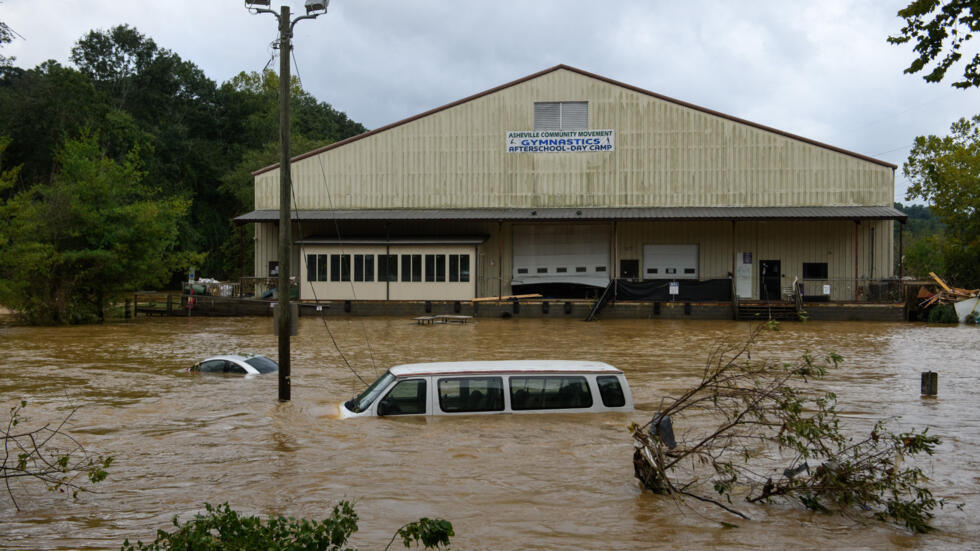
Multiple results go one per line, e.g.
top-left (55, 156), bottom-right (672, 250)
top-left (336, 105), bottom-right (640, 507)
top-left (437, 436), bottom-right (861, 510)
top-left (643, 244), bottom-right (699, 280)
top-left (512, 225), bottom-right (609, 288)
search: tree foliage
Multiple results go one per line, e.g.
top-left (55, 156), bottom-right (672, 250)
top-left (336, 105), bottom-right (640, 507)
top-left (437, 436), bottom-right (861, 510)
top-left (120, 502), bottom-right (453, 551)
top-left (0, 23), bottom-right (368, 313)
top-left (893, 202), bottom-right (945, 277)
top-left (632, 324), bottom-right (943, 533)
top-left (2, 400), bottom-right (112, 511)
top-left (889, 0), bottom-right (980, 88)
top-left (0, 133), bottom-right (201, 323)
top-left (903, 116), bottom-right (980, 287)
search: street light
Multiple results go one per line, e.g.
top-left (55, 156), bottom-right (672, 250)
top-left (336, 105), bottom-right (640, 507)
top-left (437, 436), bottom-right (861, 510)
top-left (245, 1), bottom-right (330, 402)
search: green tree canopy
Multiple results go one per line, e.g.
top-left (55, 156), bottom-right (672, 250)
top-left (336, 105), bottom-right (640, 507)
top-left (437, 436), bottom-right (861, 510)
top-left (904, 116), bottom-right (980, 286)
top-left (0, 23), bottom-right (368, 310)
top-left (889, 0), bottom-right (980, 88)
top-left (0, 133), bottom-right (201, 323)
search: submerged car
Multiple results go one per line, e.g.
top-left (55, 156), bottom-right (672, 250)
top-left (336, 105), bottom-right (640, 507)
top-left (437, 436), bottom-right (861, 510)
top-left (188, 354), bottom-right (278, 375)
top-left (340, 360), bottom-right (633, 418)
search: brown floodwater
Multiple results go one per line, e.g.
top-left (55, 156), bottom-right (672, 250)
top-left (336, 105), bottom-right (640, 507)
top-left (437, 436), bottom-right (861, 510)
top-left (1, 315), bottom-right (978, 550)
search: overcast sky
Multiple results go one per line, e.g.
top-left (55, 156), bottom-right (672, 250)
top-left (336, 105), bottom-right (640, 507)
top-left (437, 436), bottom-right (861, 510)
top-left (4, 0), bottom-right (979, 202)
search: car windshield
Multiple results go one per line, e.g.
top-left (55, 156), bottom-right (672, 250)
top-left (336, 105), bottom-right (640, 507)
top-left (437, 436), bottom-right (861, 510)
top-left (349, 371), bottom-right (395, 412)
top-left (244, 356), bottom-right (278, 374)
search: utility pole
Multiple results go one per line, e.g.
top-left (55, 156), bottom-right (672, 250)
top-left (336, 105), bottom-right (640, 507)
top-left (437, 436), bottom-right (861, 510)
top-left (246, 0), bottom-right (330, 402)
top-left (277, 4), bottom-right (292, 403)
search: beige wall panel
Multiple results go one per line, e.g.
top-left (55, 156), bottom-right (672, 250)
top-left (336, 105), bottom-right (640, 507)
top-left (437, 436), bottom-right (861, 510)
top-left (254, 222), bottom-right (278, 277)
top-left (255, 69), bottom-right (894, 211)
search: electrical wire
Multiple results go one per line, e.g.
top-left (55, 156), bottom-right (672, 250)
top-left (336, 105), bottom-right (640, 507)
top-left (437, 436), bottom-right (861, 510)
top-left (284, 50), bottom-right (379, 387)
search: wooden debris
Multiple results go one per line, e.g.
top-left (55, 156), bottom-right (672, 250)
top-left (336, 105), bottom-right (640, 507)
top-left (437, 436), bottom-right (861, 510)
top-left (920, 273), bottom-right (978, 309)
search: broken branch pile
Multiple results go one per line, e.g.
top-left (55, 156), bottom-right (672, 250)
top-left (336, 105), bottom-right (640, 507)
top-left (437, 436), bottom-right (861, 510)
top-left (631, 323), bottom-right (941, 532)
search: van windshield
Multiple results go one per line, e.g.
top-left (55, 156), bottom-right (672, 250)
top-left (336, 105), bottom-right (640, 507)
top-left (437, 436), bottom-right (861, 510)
top-left (347, 371), bottom-right (395, 412)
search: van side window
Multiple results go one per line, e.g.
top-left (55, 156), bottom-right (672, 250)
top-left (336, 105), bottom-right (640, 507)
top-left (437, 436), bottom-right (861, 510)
top-left (596, 375), bottom-right (626, 407)
top-left (509, 376), bottom-right (593, 410)
top-left (379, 379), bottom-right (426, 415)
top-left (438, 377), bottom-right (504, 413)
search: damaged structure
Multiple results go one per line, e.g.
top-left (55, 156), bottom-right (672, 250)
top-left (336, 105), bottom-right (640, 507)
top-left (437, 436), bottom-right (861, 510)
top-left (235, 65), bottom-right (906, 305)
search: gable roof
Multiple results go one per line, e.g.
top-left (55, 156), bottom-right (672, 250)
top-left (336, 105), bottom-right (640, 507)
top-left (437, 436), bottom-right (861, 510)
top-left (253, 64), bottom-right (896, 176)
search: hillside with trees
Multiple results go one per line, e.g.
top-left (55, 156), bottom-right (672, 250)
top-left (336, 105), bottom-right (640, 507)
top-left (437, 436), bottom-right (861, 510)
top-left (0, 24), bottom-right (366, 323)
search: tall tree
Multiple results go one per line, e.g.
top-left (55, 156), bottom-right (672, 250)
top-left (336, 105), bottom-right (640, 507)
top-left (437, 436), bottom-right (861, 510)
top-left (889, 0), bottom-right (980, 88)
top-left (0, 134), bottom-right (200, 323)
top-left (0, 61), bottom-right (108, 192)
top-left (903, 116), bottom-right (980, 286)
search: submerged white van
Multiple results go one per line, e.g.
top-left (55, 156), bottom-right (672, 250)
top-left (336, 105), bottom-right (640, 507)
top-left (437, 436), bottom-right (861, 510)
top-left (339, 360), bottom-right (633, 418)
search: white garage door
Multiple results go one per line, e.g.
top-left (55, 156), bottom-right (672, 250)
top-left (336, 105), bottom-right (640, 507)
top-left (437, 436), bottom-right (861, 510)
top-left (643, 244), bottom-right (699, 280)
top-left (512, 225), bottom-right (610, 288)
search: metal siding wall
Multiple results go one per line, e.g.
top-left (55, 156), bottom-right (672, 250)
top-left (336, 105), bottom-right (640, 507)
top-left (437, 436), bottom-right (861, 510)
top-left (255, 69), bottom-right (894, 211)
top-left (616, 220), bottom-right (895, 300)
top-left (254, 223), bottom-right (278, 277)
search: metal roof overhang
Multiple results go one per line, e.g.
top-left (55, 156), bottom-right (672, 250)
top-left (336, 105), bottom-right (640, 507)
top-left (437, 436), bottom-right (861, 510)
top-left (296, 236), bottom-right (488, 245)
top-left (235, 206), bottom-right (908, 224)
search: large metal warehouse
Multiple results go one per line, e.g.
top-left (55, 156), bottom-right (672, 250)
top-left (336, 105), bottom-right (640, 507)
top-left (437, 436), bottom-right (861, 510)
top-left (236, 65), bottom-right (905, 304)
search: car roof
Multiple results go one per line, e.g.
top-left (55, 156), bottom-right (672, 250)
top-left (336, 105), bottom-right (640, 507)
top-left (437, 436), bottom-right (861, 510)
top-left (202, 354), bottom-right (262, 363)
top-left (388, 360), bottom-right (621, 377)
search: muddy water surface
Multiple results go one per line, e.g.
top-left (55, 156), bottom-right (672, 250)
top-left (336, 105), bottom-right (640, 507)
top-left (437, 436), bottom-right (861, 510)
top-left (1, 316), bottom-right (977, 549)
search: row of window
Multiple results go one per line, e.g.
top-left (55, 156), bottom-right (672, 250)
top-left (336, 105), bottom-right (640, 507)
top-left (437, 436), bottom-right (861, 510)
top-left (516, 266), bottom-right (607, 275)
top-left (380, 375), bottom-right (626, 415)
top-left (307, 253), bottom-right (470, 283)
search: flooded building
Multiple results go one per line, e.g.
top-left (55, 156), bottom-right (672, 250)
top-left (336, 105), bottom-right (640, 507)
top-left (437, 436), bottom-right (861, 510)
top-left (236, 65), bottom-right (905, 303)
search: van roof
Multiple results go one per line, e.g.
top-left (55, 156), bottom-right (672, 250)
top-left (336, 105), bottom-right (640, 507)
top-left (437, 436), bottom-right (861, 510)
top-left (388, 360), bottom-right (622, 377)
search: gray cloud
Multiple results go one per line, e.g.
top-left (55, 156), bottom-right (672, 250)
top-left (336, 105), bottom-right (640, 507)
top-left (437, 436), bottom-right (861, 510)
top-left (4, 0), bottom-right (979, 201)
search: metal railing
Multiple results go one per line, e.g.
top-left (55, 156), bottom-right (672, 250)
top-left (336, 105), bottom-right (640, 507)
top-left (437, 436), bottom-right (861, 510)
top-left (797, 278), bottom-right (904, 303)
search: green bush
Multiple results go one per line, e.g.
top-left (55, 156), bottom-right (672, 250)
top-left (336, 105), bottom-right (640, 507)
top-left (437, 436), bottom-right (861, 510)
top-left (926, 303), bottom-right (959, 324)
top-left (121, 502), bottom-right (453, 551)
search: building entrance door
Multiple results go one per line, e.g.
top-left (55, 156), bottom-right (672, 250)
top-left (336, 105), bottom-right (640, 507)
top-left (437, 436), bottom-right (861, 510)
top-left (619, 259), bottom-right (639, 279)
top-left (759, 260), bottom-right (781, 301)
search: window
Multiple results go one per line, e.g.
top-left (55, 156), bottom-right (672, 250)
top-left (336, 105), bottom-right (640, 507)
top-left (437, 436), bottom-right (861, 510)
top-left (379, 379), bottom-right (426, 415)
top-left (803, 262), bottom-right (828, 280)
top-left (196, 360), bottom-right (227, 373)
top-left (244, 356), bottom-right (278, 374)
top-left (595, 266), bottom-right (607, 273)
top-left (517, 268), bottom-right (528, 274)
top-left (340, 255), bottom-right (351, 281)
top-left (306, 254), bottom-right (327, 281)
top-left (306, 255), bottom-right (317, 282)
top-left (647, 268), bottom-right (659, 275)
top-left (537, 267), bottom-right (548, 274)
top-left (438, 377), bottom-right (504, 413)
top-left (425, 255), bottom-right (435, 282)
top-left (435, 255), bottom-right (446, 282)
top-left (331, 255), bottom-right (341, 282)
top-left (353, 254), bottom-right (375, 282)
top-left (534, 101), bottom-right (588, 131)
top-left (317, 254), bottom-right (327, 281)
top-left (378, 255), bottom-right (398, 282)
top-left (509, 376), bottom-right (593, 410)
top-left (401, 254), bottom-right (422, 282)
top-left (556, 267), bottom-right (567, 273)
top-left (576, 267), bottom-right (587, 273)
top-left (449, 254), bottom-right (470, 282)
top-left (597, 376), bottom-right (626, 407)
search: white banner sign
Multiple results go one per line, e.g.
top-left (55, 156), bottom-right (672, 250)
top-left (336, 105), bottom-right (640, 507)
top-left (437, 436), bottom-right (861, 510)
top-left (506, 130), bottom-right (614, 153)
